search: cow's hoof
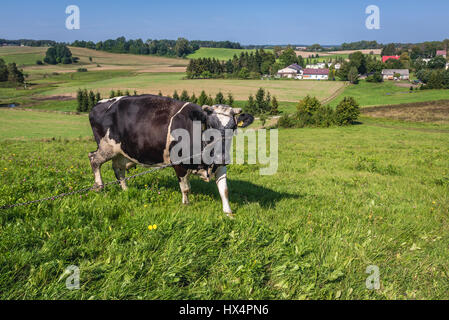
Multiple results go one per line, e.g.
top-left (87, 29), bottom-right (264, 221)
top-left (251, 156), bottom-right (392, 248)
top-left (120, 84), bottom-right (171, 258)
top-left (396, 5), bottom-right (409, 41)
top-left (92, 184), bottom-right (104, 192)
top-left (226, 213), bottom-right (235, 219)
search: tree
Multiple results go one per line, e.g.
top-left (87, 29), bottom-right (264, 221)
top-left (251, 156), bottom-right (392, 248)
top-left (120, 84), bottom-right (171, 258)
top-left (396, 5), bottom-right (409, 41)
top-left (270, 96), bottom-right (279, 115)
top-left (172, 90), bottom-right (180, 100)
top-left (227, 93), bottom-right (234, 107)
top-left (174, 37), bottom-right (191, 57)
top-left (88, 90), bottom-right (96, 111)
top-left (110, 90), bottom-right (116, 98)
top-left (180, 90), bottom-right (190, 102)
top-left (238, 67), bottom-right (250, 79)
top-left (198, 90), bottom-right (208, 106)
top-left (297, 95), bottom-right (321, 115)
top-left (245, 94), bottom-right (257, 114)
top-left (381, 43), bottom-right (396, 56)
top-left (76, 89), bottom-right (84, 112)
top-left (279, 47), bottom-right (298, 68)
top-left (335, 97), bottom-right (360, 125)
top-left (7, 63), bottom-right (24, 83)
top-left (348, 66), bottom-right (359, 84)
top-left (0, 59), bottom-right (8, 82)
top-left (214, 91), bottom-right (225, 104)
top-left (348, 51), bottom-right (367, 75)
top-left (428, 55), bottom-right (447, 69)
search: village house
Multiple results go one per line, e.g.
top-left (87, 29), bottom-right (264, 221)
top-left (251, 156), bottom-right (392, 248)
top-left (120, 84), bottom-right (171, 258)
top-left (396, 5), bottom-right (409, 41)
top-left (302, 68), bottom-right (329, 80)
top-left (382, 55), bottom-right (400, 63)
top-left (436, 50), bottom-right (447, 58)
top-left (276, 63), bottom-right (303, 79)
top-left (381, 69), bottom-right (410, 80)
top-left (306, 63), bottom-right (326, 69)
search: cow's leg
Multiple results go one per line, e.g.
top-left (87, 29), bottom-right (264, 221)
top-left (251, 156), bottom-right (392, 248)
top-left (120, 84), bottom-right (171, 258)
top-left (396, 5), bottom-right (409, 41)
top-left (174, 166), bottom-right (191, 205)
top-left (112, 155), bottom-right (129, 191)
top-left (88, 144), bottom-right (116, 191)
top-left (215, 166), bottom-right (233, 217)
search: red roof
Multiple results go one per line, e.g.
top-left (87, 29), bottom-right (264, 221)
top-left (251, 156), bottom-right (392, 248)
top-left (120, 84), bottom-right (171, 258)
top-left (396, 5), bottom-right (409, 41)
top-left (436, 50), bottom-right (447, 56)
top-left (303, 68), bottom-right (329, 75)
top-left (382, 55), bottom-right (400, 63)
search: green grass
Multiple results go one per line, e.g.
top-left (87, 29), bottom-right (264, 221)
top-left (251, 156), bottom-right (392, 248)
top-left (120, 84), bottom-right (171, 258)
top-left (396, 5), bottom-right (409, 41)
top-left (0, 110), bottom-right (448, 299)
top-left (0, 47), bottom-right (46, 66)
top-left (331, 80), bottom-right (449, 107)
top-left (187, 48), bottom-right (273, 61)
top-left (0, 109), bottom-right (91, 139)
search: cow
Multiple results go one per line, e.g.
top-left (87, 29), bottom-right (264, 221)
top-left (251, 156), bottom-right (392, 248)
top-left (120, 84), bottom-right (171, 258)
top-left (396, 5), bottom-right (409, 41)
top-left (88, 94), bottom-right (254, 217)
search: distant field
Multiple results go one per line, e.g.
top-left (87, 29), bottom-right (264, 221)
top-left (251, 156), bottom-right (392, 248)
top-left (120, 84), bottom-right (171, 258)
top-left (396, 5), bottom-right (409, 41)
top-left (0, 46), bottom-right (46, 66)
top-left (40, 72), bottom-right (345, 104)
top-left (0, 46), bottom-right (188, 74)
top-left (187, 47), bottom-right (273, 61)
top-left (331, 81), bottom-right (449, 108)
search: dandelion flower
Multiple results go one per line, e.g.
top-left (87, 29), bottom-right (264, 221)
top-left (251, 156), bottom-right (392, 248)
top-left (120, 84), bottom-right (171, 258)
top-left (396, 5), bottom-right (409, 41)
top-left (153, 224), bottom-right (157, 230)
top-left (148, 225), bottom-right (153, 231)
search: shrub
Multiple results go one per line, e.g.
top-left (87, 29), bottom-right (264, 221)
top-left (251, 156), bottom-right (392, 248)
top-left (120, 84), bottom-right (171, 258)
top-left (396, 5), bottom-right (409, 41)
top-left (335, 96), bottom-right (360, 125)
top-left (296, 95), bottom-right (321, 115)
top-left (36, 60), bottom-right (43, 65)
top-left (77, 68), bottom-right (88, 72)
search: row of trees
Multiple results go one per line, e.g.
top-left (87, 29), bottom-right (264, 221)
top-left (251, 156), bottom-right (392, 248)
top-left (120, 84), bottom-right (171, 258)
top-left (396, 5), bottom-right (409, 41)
top-left (169, 90), bottom-right (235, 107)
top-left (76, 89), bottom-right (101, 112)
top-left (0, 59), bottom-right (24, 84)
top-left (278, 96), bottom-right (360, 128)
top-left (0, 39), bottom-right (56, 47)
top-left (382, 41), bottom-right (449, 59)
top-left (186, 47), bottom-right (307, 79)
top-left (71, 37), bottom-right (241, 58)
top-left (244, 88), bottom-right (279, 116)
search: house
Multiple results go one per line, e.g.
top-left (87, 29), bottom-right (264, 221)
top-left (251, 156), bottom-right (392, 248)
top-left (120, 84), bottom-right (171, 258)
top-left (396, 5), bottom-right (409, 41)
top-left (277, 63), bottom-right (303, 79)
top-left (381, 69), bottom-right (409, 80)
top-left (382, 55), bottom-right (400, 63)
top-left (302, 68), bottom-right (329, 80)
top-left (306, 63), bottom-right (326, 69)
top-left (436, 50), bottom-right (447, 58)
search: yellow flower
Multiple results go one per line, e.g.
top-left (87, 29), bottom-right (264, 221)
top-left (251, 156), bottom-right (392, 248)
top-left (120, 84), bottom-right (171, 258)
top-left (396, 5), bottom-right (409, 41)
top-left (109, 226), bottom-right (112, 231)
top-left (153, 224), bottom-right (157, 230)
top-left (144, 204), bottom-right (148, 208)
top-left (432, 201), bottom-right (436, 205)
top-left (148, 225), bottom-right (153, 231)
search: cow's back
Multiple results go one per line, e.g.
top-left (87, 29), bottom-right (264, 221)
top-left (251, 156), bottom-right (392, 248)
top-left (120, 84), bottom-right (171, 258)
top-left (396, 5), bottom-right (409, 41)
top-left (89, 94), bottom-right (204, 166)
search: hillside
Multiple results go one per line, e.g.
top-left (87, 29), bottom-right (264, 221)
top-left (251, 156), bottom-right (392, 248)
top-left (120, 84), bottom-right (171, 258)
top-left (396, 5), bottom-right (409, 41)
top-left (187, 47), bottom-right (273, 61)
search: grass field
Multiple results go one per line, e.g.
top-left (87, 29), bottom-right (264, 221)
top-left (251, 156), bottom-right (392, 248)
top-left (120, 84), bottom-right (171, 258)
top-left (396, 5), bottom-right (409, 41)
top-left (331, 81), bottom-right (449, 108)
top-left (187, 48), bottom-right (273, 61)
top-left (1, 109), bottom-right (448, 299)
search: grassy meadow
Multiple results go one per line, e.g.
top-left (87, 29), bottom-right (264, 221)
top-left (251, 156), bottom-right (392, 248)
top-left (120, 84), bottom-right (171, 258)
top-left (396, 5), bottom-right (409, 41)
top-left (187, 47), bottom-right (273, 61)
top-left (1, 109), bottom-right (448, 299)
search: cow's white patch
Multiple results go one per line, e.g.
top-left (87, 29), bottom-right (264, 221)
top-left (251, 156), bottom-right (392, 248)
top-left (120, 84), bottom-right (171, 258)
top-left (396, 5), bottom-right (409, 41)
top-left (98, 96), bottom-right (127, 109)
top-left (215, 166), bottom-right (232, 215)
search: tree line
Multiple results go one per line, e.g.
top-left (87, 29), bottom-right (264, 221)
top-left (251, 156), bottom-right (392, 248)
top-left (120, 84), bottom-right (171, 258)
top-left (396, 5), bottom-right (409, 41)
top-left (0, 59), bottom-right (25, 84)
top-left (71, 37), bottom-right (242, 58)
top-left (0, 39), bottom-right (57, 47)
top-left (186, 47), bottom-right (306, 79)
top-left (42, 44), bottom-right (76, 65)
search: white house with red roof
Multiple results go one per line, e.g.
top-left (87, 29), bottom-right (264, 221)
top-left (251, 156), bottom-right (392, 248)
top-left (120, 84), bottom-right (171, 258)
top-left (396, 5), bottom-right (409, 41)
top-left (302, 68), bottom-right (329, 80)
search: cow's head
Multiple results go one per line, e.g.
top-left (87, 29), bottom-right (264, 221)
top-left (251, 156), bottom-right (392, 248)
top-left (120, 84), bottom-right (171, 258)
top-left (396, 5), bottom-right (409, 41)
top-left (202, 104), bottom-right (254, 130)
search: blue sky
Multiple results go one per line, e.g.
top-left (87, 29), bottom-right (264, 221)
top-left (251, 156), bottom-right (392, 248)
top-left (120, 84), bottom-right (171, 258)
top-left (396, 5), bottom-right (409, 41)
top-left (1, 0), bottom-right (448, 45)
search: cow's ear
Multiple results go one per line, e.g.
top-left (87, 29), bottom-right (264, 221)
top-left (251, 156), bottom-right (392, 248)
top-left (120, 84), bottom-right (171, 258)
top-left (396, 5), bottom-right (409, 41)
top-left (202, 105), bottom-right (214, 115)
top-left (189, 109), bottom-right (207, 123)
top-left (236, 113), bottom-right (254, 128)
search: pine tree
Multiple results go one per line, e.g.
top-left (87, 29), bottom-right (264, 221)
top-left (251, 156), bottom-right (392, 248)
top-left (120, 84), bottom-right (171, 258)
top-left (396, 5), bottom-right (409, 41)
top-left (270, 96), bottom-right (279, 115)
top-left (158, 91), bottom-right (163, 96)
top-left (227, 92), bottom-right (234, 107)
top-left (110, 90), bottom-right (116, 98)
top-left (173, 90), bottom-right (180, 100)
top-left (255, 88), bottom-right (267, 114)
top-left (180, 90), bottom-right (190, 101)
top-left (116, 90), bottom-right (123, 96)
top-left (206, 95), bottom-right (214, 106)
top-left (214, 91), bottom-right (225, 104)
top-left (198, 90), bottom-right (208, 105)
top-left (88, 90), bottom-right (96, 111)
top-left (190, 93), bottom-right (197, 104)
top-left (125, 90), bottom-right (130, 96)
top-left (95, 92), bottom-right (101, 104)
top-left (245, 94), bottom-right (257, 114)
top-left (82, 89), bottom-right (89, 112)
top-left (76, 89), bottom-right (84, 112)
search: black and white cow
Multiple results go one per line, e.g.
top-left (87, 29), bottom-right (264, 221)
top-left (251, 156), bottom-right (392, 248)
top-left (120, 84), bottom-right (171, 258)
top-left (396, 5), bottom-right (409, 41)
top-left (88, 94), bottom-right (253, 217)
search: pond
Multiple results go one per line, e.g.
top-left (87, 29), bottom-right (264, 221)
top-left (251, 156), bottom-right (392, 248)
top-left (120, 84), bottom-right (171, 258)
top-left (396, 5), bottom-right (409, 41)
top-left (0, 103), bottom-right (19, 108)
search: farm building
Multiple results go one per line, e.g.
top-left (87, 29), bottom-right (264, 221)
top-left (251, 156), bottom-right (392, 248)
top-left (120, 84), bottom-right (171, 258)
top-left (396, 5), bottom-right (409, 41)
top-left (382, 69), bottom-right (410, 80)
top-left (302, 68), bottom-right (329, 80)
top-left (382, 55), bottom-right (400, 63)
top-left (436, 50), bottom-right (447, 58)
top-left (277, 63), bottom-right (303, 79)
top-left (306, 63), bottom-right (326, 69)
